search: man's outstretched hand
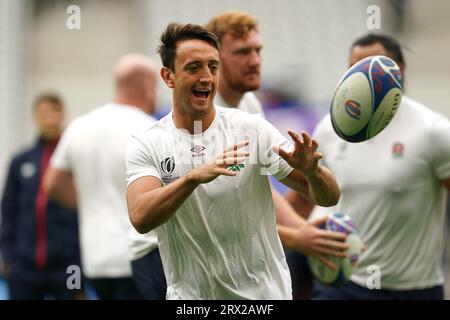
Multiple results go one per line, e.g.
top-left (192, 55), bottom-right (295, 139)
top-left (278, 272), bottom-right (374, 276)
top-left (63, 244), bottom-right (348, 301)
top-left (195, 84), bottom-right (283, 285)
top-left (275, 130), bottom-right (322, 177)
top-left (188, 140), bottom-right (249, 184)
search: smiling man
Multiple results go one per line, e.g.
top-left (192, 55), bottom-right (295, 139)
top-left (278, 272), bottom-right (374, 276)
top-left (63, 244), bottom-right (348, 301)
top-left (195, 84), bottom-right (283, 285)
top-left (125, 23), bottom-right (340, 299)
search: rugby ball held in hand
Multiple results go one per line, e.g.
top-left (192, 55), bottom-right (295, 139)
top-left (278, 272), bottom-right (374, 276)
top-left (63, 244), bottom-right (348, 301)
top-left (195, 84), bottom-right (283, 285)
top-left (308, 212), bottom-right (363, 286)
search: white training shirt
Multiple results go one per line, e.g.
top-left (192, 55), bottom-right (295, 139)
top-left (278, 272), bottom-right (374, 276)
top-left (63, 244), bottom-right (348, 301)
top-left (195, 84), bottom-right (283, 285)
top-left (126, 106), bottom-right (293, 299)
top-left (215, 92), bottom-right (265, 117)
top-left (312, 96), bottom-right (450, 290)
top-left (129, 93), bottom-right (267, 261)
top-left (51, 103), bottom-right (158, 278)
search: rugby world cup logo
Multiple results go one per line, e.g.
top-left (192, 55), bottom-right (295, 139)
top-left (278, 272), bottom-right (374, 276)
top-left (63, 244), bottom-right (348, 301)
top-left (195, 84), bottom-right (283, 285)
top-left (344, 99), bottom-right (361, 120)
top-left (161, 156), bottom-right (175, 175)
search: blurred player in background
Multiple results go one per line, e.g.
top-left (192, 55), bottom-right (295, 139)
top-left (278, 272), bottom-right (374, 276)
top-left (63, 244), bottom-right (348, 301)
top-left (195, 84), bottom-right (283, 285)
top-left (44, 54), bottom-right (165, 299)
top-left (126, 22), bottom-right (340, 299)
top-left (287, 34), bottom-right (450, 300)
top-left (1, 94), bottom-right (82, 299)
top-left (205, 11), bottom-right (347, 299)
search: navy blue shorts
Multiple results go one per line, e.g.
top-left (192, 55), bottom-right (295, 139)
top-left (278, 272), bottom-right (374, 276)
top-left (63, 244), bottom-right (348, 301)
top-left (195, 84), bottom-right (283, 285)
top-left (131, 249), bottom-right (166, 300)
top-left (285, 250), bottom-right (314, 300)
top-left (314, 280), bottom-right (444, 300)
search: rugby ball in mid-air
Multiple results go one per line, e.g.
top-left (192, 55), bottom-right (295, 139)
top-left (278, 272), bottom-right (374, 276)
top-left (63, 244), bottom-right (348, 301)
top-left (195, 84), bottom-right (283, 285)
top-left (308, 212), bottom-right (362, 287)
top-left (330, 55), bottom-right (403, 143)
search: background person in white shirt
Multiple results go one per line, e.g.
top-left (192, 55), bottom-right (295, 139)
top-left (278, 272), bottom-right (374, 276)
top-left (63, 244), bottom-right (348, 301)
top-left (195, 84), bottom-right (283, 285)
top-left (287, 34), bottom-right (450, 300)
top-left (126, 22), bottom-right (340, 299)
top-left (44, 54), bottom-right (165, 299)
top-left (206, 11), bottom-right (347, 299)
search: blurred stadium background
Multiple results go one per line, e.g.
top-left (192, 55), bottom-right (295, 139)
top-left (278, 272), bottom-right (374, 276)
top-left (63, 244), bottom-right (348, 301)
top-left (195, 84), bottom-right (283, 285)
top-left (0, 0), bottom-right (449, 299)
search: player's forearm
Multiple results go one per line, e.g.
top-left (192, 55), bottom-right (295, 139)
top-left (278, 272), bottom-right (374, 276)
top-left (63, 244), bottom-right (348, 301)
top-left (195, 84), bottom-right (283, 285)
top-left (129, 173), bottom-right (200, 233)
top-left (283, 166), bottom-right (340, 207)
top-left (304, 165), bottom-right (340, 207)
top-left (285, 190), bottom-right (315, 219)
top-left (277, 224), bottom-right (302, 252)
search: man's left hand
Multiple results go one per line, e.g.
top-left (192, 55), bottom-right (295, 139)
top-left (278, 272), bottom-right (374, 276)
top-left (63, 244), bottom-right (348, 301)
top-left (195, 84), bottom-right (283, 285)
top-left (275, 130), bottom-right (322, 177)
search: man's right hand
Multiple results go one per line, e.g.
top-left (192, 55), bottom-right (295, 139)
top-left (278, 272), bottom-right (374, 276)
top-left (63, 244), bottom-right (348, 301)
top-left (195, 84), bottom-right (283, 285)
top-left (188, 141), bottom-right (249, 184)
top-left (279, 215), bottom-right (349, 270)
top-left (294, 216), bottom-right (349, 270)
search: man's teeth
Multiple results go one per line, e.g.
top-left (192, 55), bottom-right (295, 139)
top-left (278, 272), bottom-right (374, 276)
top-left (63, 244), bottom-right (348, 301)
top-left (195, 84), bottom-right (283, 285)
top-left (193, 90), bottom-right (210, 98)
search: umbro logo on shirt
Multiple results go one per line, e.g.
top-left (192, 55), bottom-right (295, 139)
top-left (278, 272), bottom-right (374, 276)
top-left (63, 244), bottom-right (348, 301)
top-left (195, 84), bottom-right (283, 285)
top-left (191, 145), bottom-right (205, 157)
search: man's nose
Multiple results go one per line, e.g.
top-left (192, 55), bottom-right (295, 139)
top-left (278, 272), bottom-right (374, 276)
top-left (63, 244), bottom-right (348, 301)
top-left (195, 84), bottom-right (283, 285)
top-left (249, 50), bottom-right (261, 67)
top-left (199, 67), bottom-right (213, 83)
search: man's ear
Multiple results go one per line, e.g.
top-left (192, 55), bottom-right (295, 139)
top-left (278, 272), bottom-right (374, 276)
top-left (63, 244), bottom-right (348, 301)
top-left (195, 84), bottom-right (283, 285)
top-left (160, 67), bottom-right (175, 89)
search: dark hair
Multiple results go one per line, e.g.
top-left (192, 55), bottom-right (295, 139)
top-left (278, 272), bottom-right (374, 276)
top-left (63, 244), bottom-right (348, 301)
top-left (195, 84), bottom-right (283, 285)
top-left (352, 33), bottom-right (405, 67)
top-left (157, 23), bottom-right (220, 71)
top-left (33, 93), bottom-right (64, 111)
